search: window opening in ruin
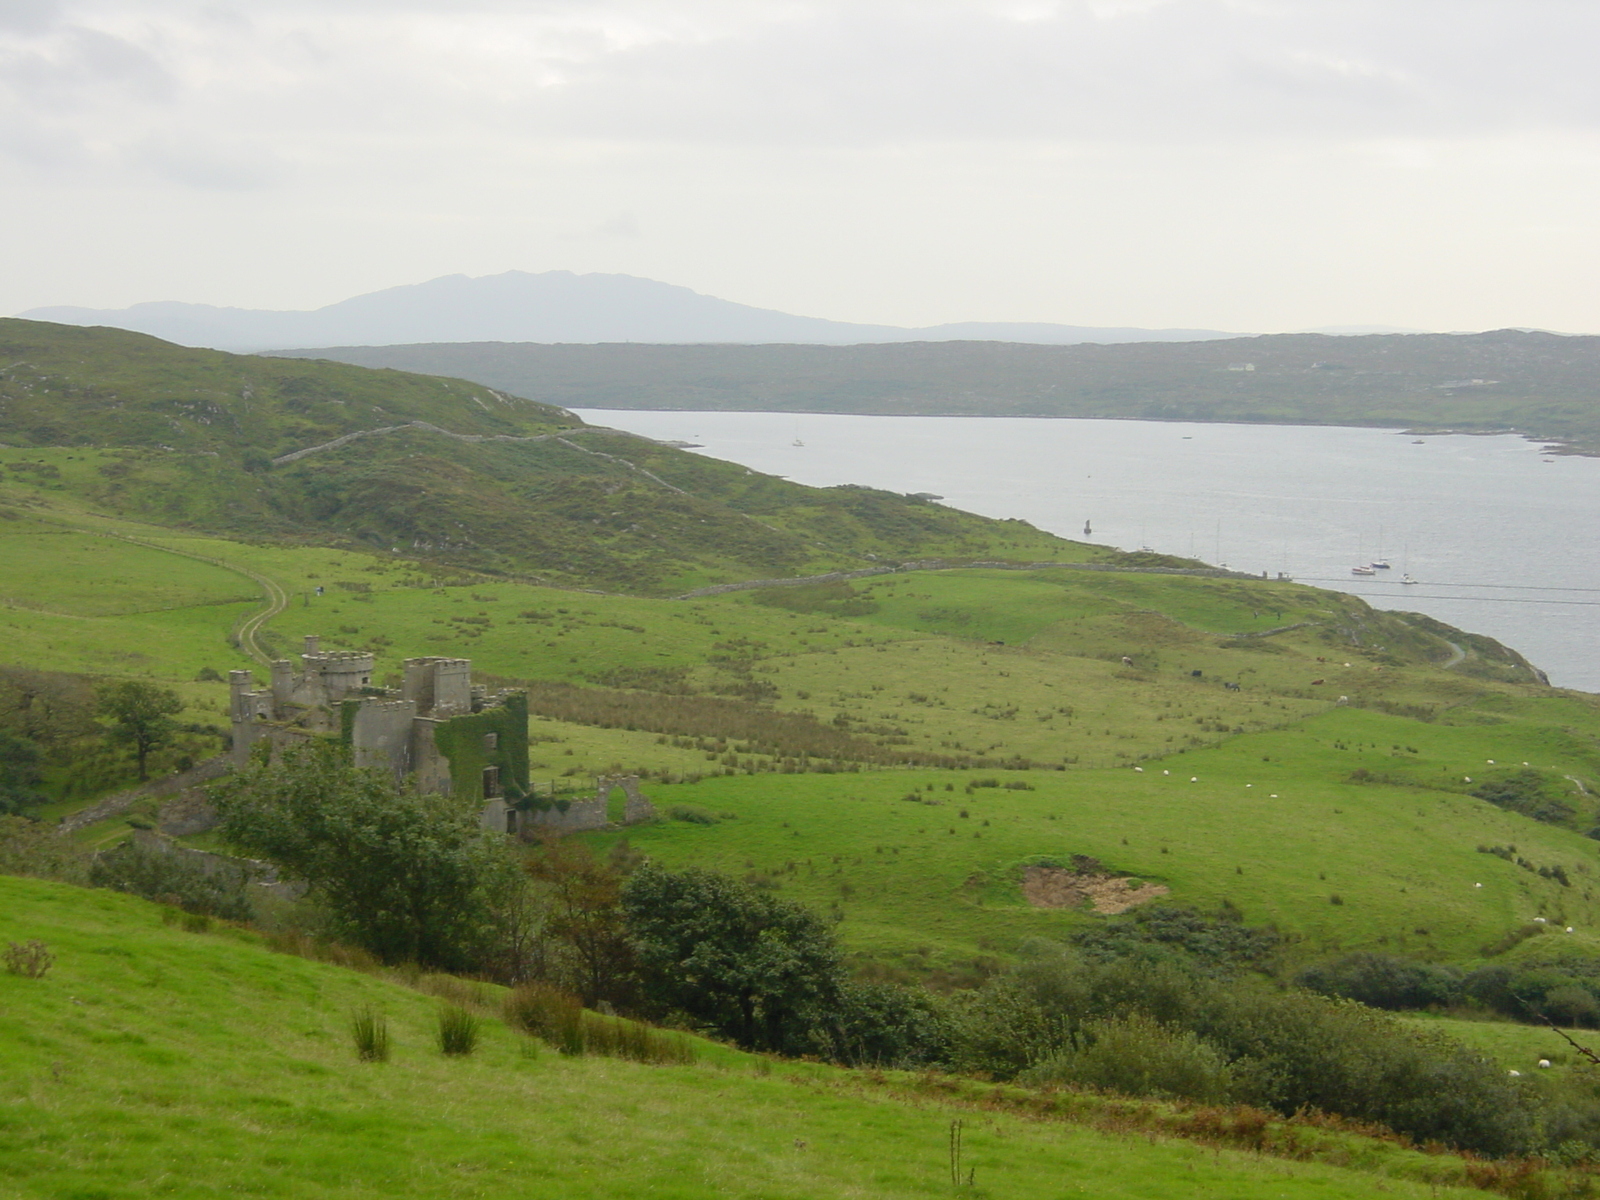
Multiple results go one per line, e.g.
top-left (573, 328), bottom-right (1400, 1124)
top-left (482, 765), bottom-right (501, 799)
top-left (505, 809), bottom-right (517, 834)
top-left (483, 732), bottom-right (499, 750)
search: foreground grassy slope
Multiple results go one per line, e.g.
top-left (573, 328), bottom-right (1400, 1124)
top-left (0, 875), bottom-right (1495, 1200)
top-left (0, 320), bottom-right (1104, 593)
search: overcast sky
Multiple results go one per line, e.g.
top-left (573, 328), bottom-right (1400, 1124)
top-left (5, 0), bottom-right (1600, 331)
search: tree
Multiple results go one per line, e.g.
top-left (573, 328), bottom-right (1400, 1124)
top-left (211, 739), bottom-right (505, 970)
top-left (97, 681), bottom-right (183, 781)
top-left (0, 665), bottom-right (97, 749)
top-left (622, 865), bottom-right (842, 1053)
top-left (0, 731), bottom-right (46, 815)
top-left (526, 836), bottom-right (635, 1007)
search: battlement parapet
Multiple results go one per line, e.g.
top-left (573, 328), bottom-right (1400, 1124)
top-left (303, 652), bottom-right (376, 667)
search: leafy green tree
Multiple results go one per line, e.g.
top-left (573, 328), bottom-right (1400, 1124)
top-left (211, 739), bottom-right (506, 970)
top-left (525, 836), bottom-right (635, 1008)
top-left (622, 865), bottom-right (842, 1053)
top-left (96, 680), bottom-right (183, 781)
top-left (0, 730), bottom-right (46, 814)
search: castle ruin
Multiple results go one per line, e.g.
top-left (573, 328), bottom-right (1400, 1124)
top-left (229, 636), bottom-right (530, 830)
top-left (228, 636), bottom-right (653, 834)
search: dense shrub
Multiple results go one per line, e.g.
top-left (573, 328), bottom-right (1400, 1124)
top-left (623, 865), bottom-right (843, 1055)
top-left (1464, 961), bottom-right (1600, 1027)
top-left (1070, 906), bottom-right (1281, 972)
top-left (89, 839), bottom-right (254, 922)
top-left (944, 946), bottom-right (1540, 1155)
top-left (822, 979), bottom-right (952, 1068)
top-left (0, 731), bottom-right (46, 815)
top-left (1022, 1013), bottom-right (1232, 1103)
top-left (1195, 986), bottom-right (1536, 1155)
top-left (1297, 953), bottom-right (1460, 1011)
top-left (0, 814), bottom-right (90, 883)
top-left (1471, 768), bottom-right (1582, 827)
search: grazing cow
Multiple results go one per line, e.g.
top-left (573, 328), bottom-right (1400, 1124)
top-left (1121, 655), bottom-right (1134, 667)
top-left (1336, 695), bottom-right (1349, 706)
top-left (1310, 679), bottom-right (1325, 686)
top-left (1223, 681), bottom-right (1240, 691)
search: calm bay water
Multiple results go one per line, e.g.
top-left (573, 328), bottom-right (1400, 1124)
top-left (573, 410), bottom-right (1600, 693)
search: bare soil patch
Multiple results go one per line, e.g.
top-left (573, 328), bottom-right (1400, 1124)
top-left (1022, 865), bottom-right (1169, 914)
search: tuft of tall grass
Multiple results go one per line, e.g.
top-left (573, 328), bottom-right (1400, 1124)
top-left (418, 972), bottom-right (494, 1011)
top-left (350, 1006), bottom-right (391, 1062)
top-left (501, 982), bottom-right (694, 1064)
top-left (435, 1004), bottom-right (481, 1057)
top-left (579, 1013), bottom-right (696, 1065)
top-left (503, 981), bottom-right (585, 1054)
top-left (3, 939), bottom-right (53, 979)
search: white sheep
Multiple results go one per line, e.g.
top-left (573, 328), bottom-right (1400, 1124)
top-left (1539, 1060), bottom-right (1552, 1069)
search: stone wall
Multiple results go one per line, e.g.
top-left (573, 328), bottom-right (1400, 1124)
top-left (57, 755), bottom-right (232, 835)
top-left (349, 698), bottom-right (417, 784)
top-left (519, 774), bottom-right (657, 835)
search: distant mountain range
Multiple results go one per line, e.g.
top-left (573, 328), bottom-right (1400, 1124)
top-left (18, 270), bottom-right (1242, 350)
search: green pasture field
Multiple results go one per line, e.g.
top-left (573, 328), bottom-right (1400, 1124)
top-left (0, 874), bottom-right (1504, 1199)
top-left (1403, 1013), bottom-right (1585, 1076)
top-left (587, 703), bottom-right (1600, 968)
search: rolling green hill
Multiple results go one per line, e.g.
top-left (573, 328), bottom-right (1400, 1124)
top-left (0, 319), bottom-right (1102, 594)
top-left (276, 330), bottom-right (1600, 454)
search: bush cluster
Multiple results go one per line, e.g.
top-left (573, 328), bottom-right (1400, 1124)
top-left (1299, 950), bottom-right (1600, 1029)
top-left (88, 839), bottom-right (254, 922)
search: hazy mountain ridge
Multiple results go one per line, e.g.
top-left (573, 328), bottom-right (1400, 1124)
top-left (19, 270), bottom-right (1238, 350)
top-left (271, 329), bottom-right (1600, 454)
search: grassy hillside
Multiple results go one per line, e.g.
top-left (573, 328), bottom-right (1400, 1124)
top-left (0, 874), bottom-right (1536, 1199)
top-left (278, 331), bottom-right (1600, 454)
top-left (0, 319), bottom-right (1107, 593)
top-left (4, 492), bottom-right (1594, 972)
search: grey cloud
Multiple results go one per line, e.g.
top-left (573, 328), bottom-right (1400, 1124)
top-left (0, 24), bottom-right (174, 111)
top-left (5, 0), bottom-right (1600, 187)
top-left (0, 0), bottom-right (60, 34)
top-left (488, 1), bottom-right (1600, 144)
